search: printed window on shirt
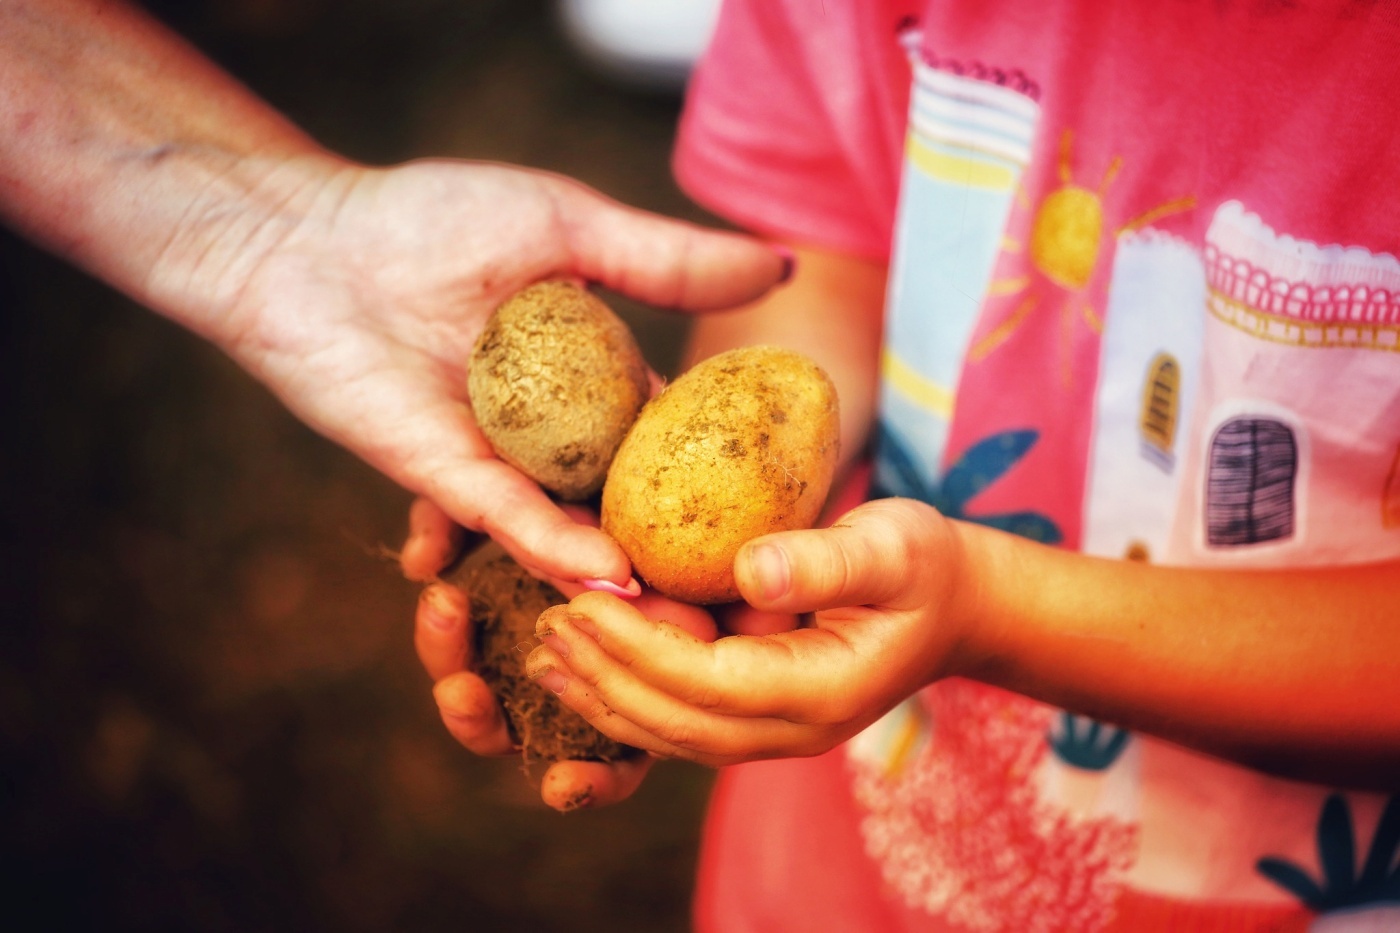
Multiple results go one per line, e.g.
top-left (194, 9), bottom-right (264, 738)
top-left (1205, 417), bottom-right (1297, 546)
top-left (1139, 352), bottom-right (1179, 471)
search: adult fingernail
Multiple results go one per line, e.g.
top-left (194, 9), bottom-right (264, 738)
top-left (433, 672), bottom-right (494, 719)
top-left (748, 543), bottom-right (790, 601)
top-left (420, 586), bottom-right (461, 631)
top-left (530, 667), bottom-right (569, 696)
top-left (774, 245), bottom-right (797, 283)
top-left (581, 577), bottom-right (642, 599)
top-left (437, 691), bottom-right (489, 721)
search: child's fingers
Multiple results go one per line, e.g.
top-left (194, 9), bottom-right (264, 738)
top-left (524, 641), bottom-right (723, 763)
top-left (524, 646), bottom-right (686, 757)
top-left (401, 496), bottom-right (467, 582)
top-left (629, 591), bottom-right (719, 642)
top-left (415, 583), bottom-right (470, 681)
top-left (717, 603), bottom-right (799, 636)
top-left (734, 498), bottom-right (940, 615)
top-left (527, 604), bottom-right (831, 762)
top-left (529, 641), bottom-right (826, 765)
top-left (541, 591), bottom-right (856, 724)
top-left (432, 671), bottom-right (515, 756)
top-left (539, 756), bottom-right (654, 811)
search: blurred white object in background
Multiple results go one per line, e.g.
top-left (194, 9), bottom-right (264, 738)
top-left (557, 0), bottom-right (721, 92)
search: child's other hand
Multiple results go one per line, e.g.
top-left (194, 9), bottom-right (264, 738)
top-left (524, 498), bottom-right (975, 766)
top-left (414, 578), bottom-right (659, 810)
top-left (403, 496), bottom-right (719, 809)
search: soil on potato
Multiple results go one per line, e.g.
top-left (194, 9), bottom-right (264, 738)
top-left (453, 549), bottom-right (633, 766)
top-left (467, 281), bottom-right (649, 501)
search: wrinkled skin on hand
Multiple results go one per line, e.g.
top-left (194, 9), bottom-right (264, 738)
top-left (0, 1), bottom-right (787, 586)
top-left (206, 159), bottom-right (789, 586)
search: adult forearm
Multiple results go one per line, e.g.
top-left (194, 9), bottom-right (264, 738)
top-left (0, 0), bottom-right (340, 333)
top-left (958, 522), bottom-right (1400, 787)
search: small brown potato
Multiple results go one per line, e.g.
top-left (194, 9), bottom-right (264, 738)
top-left (467, 281), bottom-right (649, 500)
top-left (451, 545), bottom-right (635, 765)
top-left (601, 346), bottom-right (839, 604)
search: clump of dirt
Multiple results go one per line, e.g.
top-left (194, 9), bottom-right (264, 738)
top-left (451, 548), bottom-right (635, 766)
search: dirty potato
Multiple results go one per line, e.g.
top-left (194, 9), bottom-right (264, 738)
top-left (601, 346), bottom-right (839, 604)
top-left (451, 545), bottom-right (634, 765)
top-left (467, 281), bottom-right (649, 500)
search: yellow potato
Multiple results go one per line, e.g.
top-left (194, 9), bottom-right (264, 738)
top-left (467, 281), bottom-right (649, 500)
top-left (601, 346), bottom-right (839, 604)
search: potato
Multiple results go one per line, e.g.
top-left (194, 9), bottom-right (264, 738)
top-left (601, 346), bottom-right (839, 604)
top-left (452, 545), bottom-right (635, 765)
top-left (467, 281), bottom-right (649, 500)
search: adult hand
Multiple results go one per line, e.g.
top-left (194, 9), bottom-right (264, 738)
top-left (201, 158), bottom-right (789, 586)
top-left (521, 498), bottom-right (978, 766)
top-left (2, 0), bottom-right (789, 588)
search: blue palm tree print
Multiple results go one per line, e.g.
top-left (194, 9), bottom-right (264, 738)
top-left (1257, 793), bottom-right (1400, 912)
top-left (1048, 712), bottom-right (1132, 771)
top-left (871, 421), bottom-right (1063, 544)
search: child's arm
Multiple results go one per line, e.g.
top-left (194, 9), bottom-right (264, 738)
top-left (959, 517), bottom-right (1400, 788)
top-left (527, 499), bottom-right (1400, 790)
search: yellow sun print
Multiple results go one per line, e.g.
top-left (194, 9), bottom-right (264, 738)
top-left (969, 129), bottom-right (1196, 385)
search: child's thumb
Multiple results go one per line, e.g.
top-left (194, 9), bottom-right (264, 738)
top-left (735, 499), bottom-right (938, 614)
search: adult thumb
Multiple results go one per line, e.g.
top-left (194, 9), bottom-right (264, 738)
top-left (547, 176), bottom-right (792, 311)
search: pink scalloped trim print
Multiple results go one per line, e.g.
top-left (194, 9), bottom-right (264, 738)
top-left (1204, 202), bottom-right (1400, 351)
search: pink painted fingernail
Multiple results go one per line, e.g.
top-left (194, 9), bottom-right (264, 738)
top-left (581, 577), bottom-right (642, 599)
top-left (774, 245), bottom-right (797, 283)
top-left (530, 667), bottom-right (569, 696)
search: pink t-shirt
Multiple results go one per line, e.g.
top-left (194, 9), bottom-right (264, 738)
top-left (675, 1), bottom-right (1400, 930)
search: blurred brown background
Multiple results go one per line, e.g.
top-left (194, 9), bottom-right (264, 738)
top-left (0, 1), bottom-right (719, 930)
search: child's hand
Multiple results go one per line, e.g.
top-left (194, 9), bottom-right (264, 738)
top-left (523, 498), bottom-right (975, 766)
top-left (414, 578), bottom-right (660, 810)
top-left (404, 497), bottom-right (720, 809)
